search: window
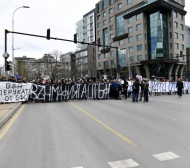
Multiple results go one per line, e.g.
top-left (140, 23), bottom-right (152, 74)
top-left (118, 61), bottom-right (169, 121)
top-left (175, 53), bottom-right (179, 59)
top-left (175, 43), bottom-right (178, 49)
top-left (98, 47), bottom-right (101, 51)
top-left (180, 14), bottom-right (183, 20)
top-left (111, 51), bottom-right (114, 56)
top-left (110, 34), bottom-right (114, 39)
top-left (98, 15), bottom-right (101, 20)
top-left (110, 25), bottom-right (113, 31)
top-left (170, 43), bottom-right (172, 49)
top-left (181, 44), bottom-right (184, 50)
top-left (128, 27), bottom-right (133, 33)
top-left (129, 46), bottom-right (133, 53)
top-left (145, 34), bottom-right (146, 40)
top-left (136, 24), bottom-right (141, 30)
top-left (180, 24), bottom-right (184, 30)
top-left (136, 14), bottom-right (141, 20)
top-left (118, 3), bottom-right (122, 9)
top-left (109, 8), bottom-right (113, 14)
top-left (90, 36), bottom-right (93, 41)
top-left (169, 22), bottom-right (171, 28)
top-left (137, 34), bottom-right (142, 41)
top-left (175, 32), bottom-right (178, 39)
top-left (98, 23), bottom-right (101, 28)
top-left (98, 54), bottom-right (102, 59)
top-left (119, 40), bottom-right (123, 46)
top-left (97, 2), bottom-right (101, 13)
top-left (98, 30), bottom-right (101, 35)
top-left (127, 0), bottom-right (132, 5)
top-left (110, 0), bottom-right (113, 5)
top-left (174, 12), bottom-right (177, 18)
top-left (137, 44), bottom-right (142, 51)
top-left (103, 12), bottom-right (106, 17)
top-left (99, 62), bottom-right (102, 67)
top-left (103, 0), bottom-right (107, 9)
top-left (103, 20), bottom-right (107, 25)
top-left (137, 55), bottom-right (142, 61)
top-left (111, 60), bottom-right (114, 65)
top-left (110, 42), bottom-right (114, 47)
top-left (145, 44), bottom-right (147, 50)
top-left (128, 17), bottom-right (132, 24)
top-left (105, 53), bottom-right (108, 58)
top-left (103, 28), bottom-right (108, 48)
top-left (170, 32), bottom-right (172, 38)
top-left (181, 34), bottom-right (184, 40)
top-left (110, 16), bottom-right (113, 22)
top-left (174, 22), bottom-right (178, 28)
top-left (129, 57), bottom-right (134, 63)
top-left (128, 37), bottom-right (133, 43)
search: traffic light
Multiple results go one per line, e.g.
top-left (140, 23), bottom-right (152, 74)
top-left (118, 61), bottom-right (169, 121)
top-left (7, 61), bottom-right (11, 71)
top-left (47, 28), bottom-right (50, 40)
top-left (74, 34), bottom-right (77, 43)
top-left (180, 51), bottom-right (183, 57)
top-left (117, 64), bottom-right (122, 73)
top-left (97, 38), bottom-right (101, 47)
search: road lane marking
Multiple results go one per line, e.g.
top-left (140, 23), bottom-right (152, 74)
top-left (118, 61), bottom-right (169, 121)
top-left (108, 159), bottom-right (139, 168)
top-left (153, 152), bottom-right (180, 161)
top-left (72, 167), bottom-right (83, 168)
top-left (0, 104), bottom-right (25, 141)
top-left (69, 102), bottom-right (137, 146)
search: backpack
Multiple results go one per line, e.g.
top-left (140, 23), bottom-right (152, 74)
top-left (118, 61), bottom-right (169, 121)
top-left (133, 83), bottom-right (136, 90)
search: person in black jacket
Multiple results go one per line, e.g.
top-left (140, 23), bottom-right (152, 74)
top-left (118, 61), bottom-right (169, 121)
top-left (176, 78), bottom-right (184, 98)
top-left (123, 79), bottom-right (128, 99)
top-left (139, 77), bottom-right (145, 101)
top-left (133, 78), bottom-right (141, 102)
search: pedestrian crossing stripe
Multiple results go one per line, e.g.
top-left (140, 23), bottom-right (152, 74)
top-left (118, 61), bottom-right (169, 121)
top-left (108, 159), bottom-right (139, 167)
top-left (153, 152), bottom-right (180, 161)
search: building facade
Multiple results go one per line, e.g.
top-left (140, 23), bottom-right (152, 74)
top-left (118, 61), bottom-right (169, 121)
top-left (96, 0), bottom-right (187, 80)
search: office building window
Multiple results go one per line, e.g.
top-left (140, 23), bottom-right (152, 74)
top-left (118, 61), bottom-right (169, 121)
top-left (110, 16), bottom-right (113, 22)
top-left (118, 49), bottom-right (126, 67)
top-left (98, 46), bottom-right (101, 51)
top-left (111, 51), bottom-right (114, 56)
top-left (180, 14), bottom-right (183, 20)
top-left (174, 22), bottom-right (178, 28)
top-left (136, 24), bottom-right (141, 30)
top-left (128, 17), bottom-right (132, 24)
top-left (97, 2), bottom-right (101, 13)
top-left (180, 24), bottom-right (183, 30)
top-left (169, 22), bottom-right (171, 28)
top-left (105, 53), bottom-right (108, 58)
top-left (103, 12), bottom-right (106, 17)
top-left (136, 14), bottom-right (141, 20)
top-left (127, 0), bottom-right (132, 5)
top-left (99, 62), bottom-right (102, 67)
top-left (98, 23), bottom-right (101, 28)
top-left (128, 37), bottom-right (133, 43)
top-left (174, 12), bottom-right (177, 18)
top-left (119, 40), bottom-right (123, 46)
top-left (109, 8), bottom-right (113, 14)
top-left (181, 44), bottom-right (184, 50)
top-left (129, 57), bottom-right (134, 63)
top-left (103, 28), bottom-right (108, 48)
top-left (175, 43), bottom-right (178, 49)
top-left (103, 20), bottom-right (107, 25)
top-left (137, 44), bottom-right (142, 51)
top-left (109, 0), bottom-right (113, 5)
top-left (110, 25), bottom-right (114, 31)
top-left (110, 42), bottom-right (114, 47)
top-left (118, 3), bottom-right (122, 9)
top-left (98, 15), bottom-right (101, 20)
top-left (111, 60), bottom-right (114, 65)
top-left (110, 34), bottom-right (114, 39)
top-left (98, 30), bottom-right (101, 35)
top-left (103, 0), bottom-right (107, 10)
top-left (128, 27), bottom-right (133, 33)
top-left (129, 46), bottom-right (133, 53)
top-left (170, 43), bottom-right (172, 49)
top-left (175, 32), bottom-right (178, 39)
top-left (181, 34), bottom-right (184, 40)
top-left (170, 32), bottom-right (172, 38)
top-left (137, 55), bottom-right (142, 61)
top-left (137, 34), bottom-right (142, 41)
top-left (98, 54), bottom-right (102, 59)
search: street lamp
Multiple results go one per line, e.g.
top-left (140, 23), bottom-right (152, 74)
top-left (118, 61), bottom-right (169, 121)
top-left (12, 6), bottom-right (30, 76)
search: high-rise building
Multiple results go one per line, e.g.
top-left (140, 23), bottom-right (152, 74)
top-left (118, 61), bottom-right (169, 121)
top-left (96, 0), bottom-right (187, 80)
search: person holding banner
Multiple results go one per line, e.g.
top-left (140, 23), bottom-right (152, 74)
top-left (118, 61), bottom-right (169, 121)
top-left (176, 78), bottom-right (183, 98)
top-left (111, 79), bottom-right (119, 100)
top-left (133, 78), bottom-right (141, 102)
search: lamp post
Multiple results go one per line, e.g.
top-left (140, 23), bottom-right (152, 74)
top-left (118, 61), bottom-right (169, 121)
top-left (12, 6), bottom-right (29, 76)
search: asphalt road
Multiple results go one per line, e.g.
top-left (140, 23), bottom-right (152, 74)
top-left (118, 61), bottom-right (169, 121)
top-left (0, 94), bottom-right (190, 168)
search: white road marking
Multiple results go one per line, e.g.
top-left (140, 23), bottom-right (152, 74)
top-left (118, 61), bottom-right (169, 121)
top-left (153, 152), bottom-right (180, 161)
top-left (72, 167), bottom-right (83, 168)
top-left (108, 159), bottom-right (139, 168)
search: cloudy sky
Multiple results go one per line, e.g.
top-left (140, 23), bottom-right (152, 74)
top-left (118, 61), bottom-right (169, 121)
top-left (0, 0), bottom-right (190, 67)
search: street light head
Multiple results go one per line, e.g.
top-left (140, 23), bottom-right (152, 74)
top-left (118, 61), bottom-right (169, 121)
top-left (23, 6), bottom-right (30, 8)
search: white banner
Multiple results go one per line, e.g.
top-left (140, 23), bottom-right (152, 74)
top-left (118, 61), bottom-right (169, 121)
top-left (0, 82), bottom-right (32, 102)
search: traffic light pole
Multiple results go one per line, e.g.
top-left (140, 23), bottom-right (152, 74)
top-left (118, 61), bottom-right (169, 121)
top-left (4, 30), bottom-right (8, 77)
top-left (116, 47), bottom-right (119, 78)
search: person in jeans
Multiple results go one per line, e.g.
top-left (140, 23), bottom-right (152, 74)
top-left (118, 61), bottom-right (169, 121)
top-left (176, 78), bottom-right (183, 98)
top-left (133, 78), bottom-right (141, 102)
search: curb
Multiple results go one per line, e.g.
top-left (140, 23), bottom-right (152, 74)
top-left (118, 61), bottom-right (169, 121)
top-left (0, 102), bottom-right (22, 129)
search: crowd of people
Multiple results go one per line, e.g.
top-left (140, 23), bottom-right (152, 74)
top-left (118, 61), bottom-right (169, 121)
top-left (0, 75), bottom-right (189, 103)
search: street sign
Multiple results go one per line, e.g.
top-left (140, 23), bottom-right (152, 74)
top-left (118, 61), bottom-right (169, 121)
top-left (102, 75), bottom-right (104, 77)
top-left (15, 75), bottom-right (18, 79)
top-left (2, 52), bottom-right (10, 58)
top-left (104, 75), bottom-right (107, 79)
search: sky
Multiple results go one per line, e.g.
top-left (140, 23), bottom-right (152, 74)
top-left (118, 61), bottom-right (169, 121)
top-left (0, 0), bottom-right (190, 67)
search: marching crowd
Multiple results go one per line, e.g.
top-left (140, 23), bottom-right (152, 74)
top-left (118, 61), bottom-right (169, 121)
top-left (0, 74), bottom-right (189, 103)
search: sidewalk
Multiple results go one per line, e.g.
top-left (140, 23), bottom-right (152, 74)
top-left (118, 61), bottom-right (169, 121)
top-left (0, 102), bottom-right (22, 128)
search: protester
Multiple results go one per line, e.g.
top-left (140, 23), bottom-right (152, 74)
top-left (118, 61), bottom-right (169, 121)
top-left (133, 78), bottom-right (141, 102)
top-left (186, 79), bottom-right (189, 94)
top-left (143, 79), bottom-right (149, 102)
top-left (176, 78), bottom-right (183, 98)
top-left (111, 79), bottom-right (118, 100)
top-left (123, 79), bottom-right (128, 100)
top-left (139, 77), bottom-right (145, 101)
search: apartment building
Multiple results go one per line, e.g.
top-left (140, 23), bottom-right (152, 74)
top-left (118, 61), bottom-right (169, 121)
top-left (96, 0), bottom-right (187, 80)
